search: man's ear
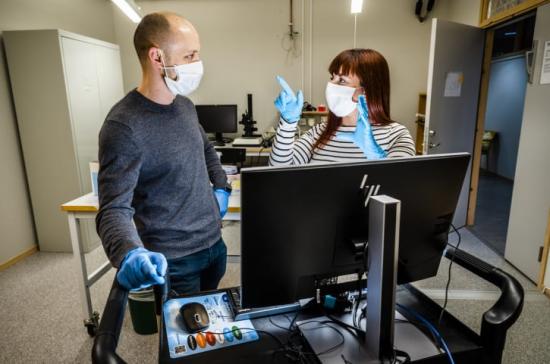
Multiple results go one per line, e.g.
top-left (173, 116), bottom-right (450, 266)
top-left (148, 47), bottom-right (163, 70)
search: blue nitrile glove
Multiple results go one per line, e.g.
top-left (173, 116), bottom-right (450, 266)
top-left (117, 247), bottom-right (167, 291)
top-left (335, 95), bottom-right (387, 159)
top-left (274, 75), bottom-right (304, 123)
top-left (214, 188), bottom-right (231, 218)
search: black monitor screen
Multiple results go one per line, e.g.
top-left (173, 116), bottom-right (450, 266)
top-left (240, 153), bottom-right (470, 308)
top-left (195, 104), bottom-right (237, 133)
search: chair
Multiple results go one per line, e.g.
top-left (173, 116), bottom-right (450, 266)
top-left (481, 130), bottom-right (497, 170)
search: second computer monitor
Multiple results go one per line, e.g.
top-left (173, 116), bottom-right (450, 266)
top-left (195, 104), bottom-right (237, 145)
top-left (240, 153), bottom-right (470, 308)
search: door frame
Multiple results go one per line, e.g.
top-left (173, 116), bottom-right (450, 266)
top-left (466, 29), bottom-right (494, 226)
top-left (466, 10), bottom-right (538, 226)
top-left (480, 0), bottom-right (549, 28)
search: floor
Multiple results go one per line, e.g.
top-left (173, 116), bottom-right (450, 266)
top-left (1, 226), bottom-right (549, 363)
top-left (469, 169), bottom-right (514, 256)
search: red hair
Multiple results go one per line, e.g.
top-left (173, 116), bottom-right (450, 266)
top-left (313, 49), bottom-right (393, 151)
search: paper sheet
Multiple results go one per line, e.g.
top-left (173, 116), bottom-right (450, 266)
top-left (444, 71), bottom-right (463, 97)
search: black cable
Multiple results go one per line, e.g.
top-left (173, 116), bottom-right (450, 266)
top-left (325, 312), bottom-right (364, 339)
top-left (256, 146), bottom-right (265, 166)
top-left (266, 304), bottom-right (323, 363)
top-left (356, 242), bottom-right (369, 330)
top-left (212, 327), bottom-right (317, 363)
top-left (289, 307), bottom-right (300, 331)
top-left (392, 348), bottom-right (412, 363)
top-left (438, 223), bottom-right (462, 325)
top-left (208, 328), bottom-right (285, 348)
top-left (268, 315), bottom-right (293, 332)
top-left (352, 272), bottom-right (363, 328)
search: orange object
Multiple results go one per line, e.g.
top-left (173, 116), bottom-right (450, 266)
top-left (196, 332), bottom-right (207, 348)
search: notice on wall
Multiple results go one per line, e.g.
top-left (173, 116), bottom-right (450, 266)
top-left (540, 40), bottom-right (550, 85)
top-left (444, 71), bottom-right (463, 97)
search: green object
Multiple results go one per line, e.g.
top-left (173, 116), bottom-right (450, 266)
top-left (128, 288), bottom-right (158, 335)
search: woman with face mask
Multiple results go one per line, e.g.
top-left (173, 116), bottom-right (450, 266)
top-left (268, 49), bottom-right (415, 166)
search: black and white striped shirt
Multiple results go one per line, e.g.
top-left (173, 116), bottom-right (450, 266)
top-left (269, 119), bottom-right (416, 166)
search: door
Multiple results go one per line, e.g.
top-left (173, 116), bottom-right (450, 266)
top-left (506, 3), bottom-right (550, 281)
top-left (424, 19), bottom-right (485, 227)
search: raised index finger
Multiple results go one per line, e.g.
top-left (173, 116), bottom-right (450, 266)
top-left (276, 75), bottom-right (295, 96)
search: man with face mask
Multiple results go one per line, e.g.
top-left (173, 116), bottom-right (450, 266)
top-left (96, 12), bottom-right (231, 294)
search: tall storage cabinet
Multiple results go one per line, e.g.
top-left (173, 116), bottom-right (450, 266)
top-left (4, 30), bottom-right (124, 252)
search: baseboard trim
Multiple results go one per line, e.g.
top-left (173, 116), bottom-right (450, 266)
top-left (0, 245), bottom-right (38, 271)
top-left (544, 287), bottom-right (550, 300)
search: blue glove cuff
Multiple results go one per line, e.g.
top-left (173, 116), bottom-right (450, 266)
top-left (214, 188), bottom-right (231, 197)
top-left (121, 247), bottom-right (146, 266)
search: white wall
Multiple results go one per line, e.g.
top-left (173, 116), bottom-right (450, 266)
top-left (484, 55), bottom-right (527, 180)
top-left (445, 0), bottom-right (480, 26)
top-left (0, 0), bottom-right (116, 264)
top-left (114, 0), bottom-right (479, 136)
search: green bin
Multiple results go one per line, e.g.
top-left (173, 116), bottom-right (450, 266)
top-left (128, 288), bottom-right (158, 335)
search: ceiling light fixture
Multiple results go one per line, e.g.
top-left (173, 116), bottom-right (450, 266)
top-left (111, 0), bottom-right (142, 23)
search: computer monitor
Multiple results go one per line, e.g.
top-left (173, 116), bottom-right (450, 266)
top-left (195, 104), bottom-right (237, 146)
top-left (240, 153), bottom-right (470, 308)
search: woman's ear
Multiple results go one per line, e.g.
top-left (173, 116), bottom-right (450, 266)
top-left (352, 87), bottom-right (364, 102)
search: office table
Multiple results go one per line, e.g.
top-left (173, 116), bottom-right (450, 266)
top-left (61, 177), bottom-right (241, 336)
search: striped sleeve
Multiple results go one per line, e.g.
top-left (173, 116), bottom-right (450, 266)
top-left (385, 124), bottom-right (416, 158)
top-left (268, 119), bottom-right (316, 166)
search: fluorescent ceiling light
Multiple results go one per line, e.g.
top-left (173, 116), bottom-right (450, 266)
top-left (111, 0), bottom-right (142, 23)
top-left (351, 0), bottom-right (363, 14)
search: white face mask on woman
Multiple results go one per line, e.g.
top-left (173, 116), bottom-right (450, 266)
top-left (325, 82), bottom-right (357, 117)
top-left (160, 51), bottom-right (204, 96)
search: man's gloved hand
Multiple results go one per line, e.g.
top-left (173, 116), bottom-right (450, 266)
top-left (335, 95), bottom-right (387, 159)
top-left (274, 75), bottom-right (304, 123)
top-left (117, 247), bottom-right (167, 291)
top-left (214, 188), bottom-right (231, 218)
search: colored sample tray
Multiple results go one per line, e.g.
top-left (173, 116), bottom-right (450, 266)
top-left (163, 292), bottom-right (259, 359)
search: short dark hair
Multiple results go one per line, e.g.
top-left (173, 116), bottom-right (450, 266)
top-left (133, 13), bottom-right (171, 66)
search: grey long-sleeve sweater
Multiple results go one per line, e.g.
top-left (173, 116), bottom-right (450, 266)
top-left (96, 90), bottom-right (228, 268)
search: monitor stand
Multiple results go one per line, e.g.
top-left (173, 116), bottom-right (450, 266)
top-left (210, 132), bottom-right (231, 146)
top-left (364, 194), bottom-right (400, 363)
top-left (299, 194), bottom-right (401, 364)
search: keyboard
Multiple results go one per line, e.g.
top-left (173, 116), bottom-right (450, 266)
top-left (225, 287), bottom-right (301, 321)
top-left (232, 137), bottom-right (264, 146)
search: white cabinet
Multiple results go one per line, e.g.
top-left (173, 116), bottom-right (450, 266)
top-left (4, 30), bottom-right (124, 252)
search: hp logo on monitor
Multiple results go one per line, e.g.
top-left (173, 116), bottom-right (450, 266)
top-left (360, 174), bottom-right (381, 207)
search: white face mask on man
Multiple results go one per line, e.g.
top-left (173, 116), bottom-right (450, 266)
top-left (325, 82), bottom-right (358, 117)
top-left (160, 50), bottom-right (204, 96)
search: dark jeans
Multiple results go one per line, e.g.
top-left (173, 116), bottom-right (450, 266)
top-left (167, 238), bottom-right (227, 295)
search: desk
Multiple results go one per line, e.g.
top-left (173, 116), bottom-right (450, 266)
top-left (61, 178), bottom-right (241, 335)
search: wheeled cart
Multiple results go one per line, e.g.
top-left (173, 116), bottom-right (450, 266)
top-left (92, 247), bottom-right (523, 363)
